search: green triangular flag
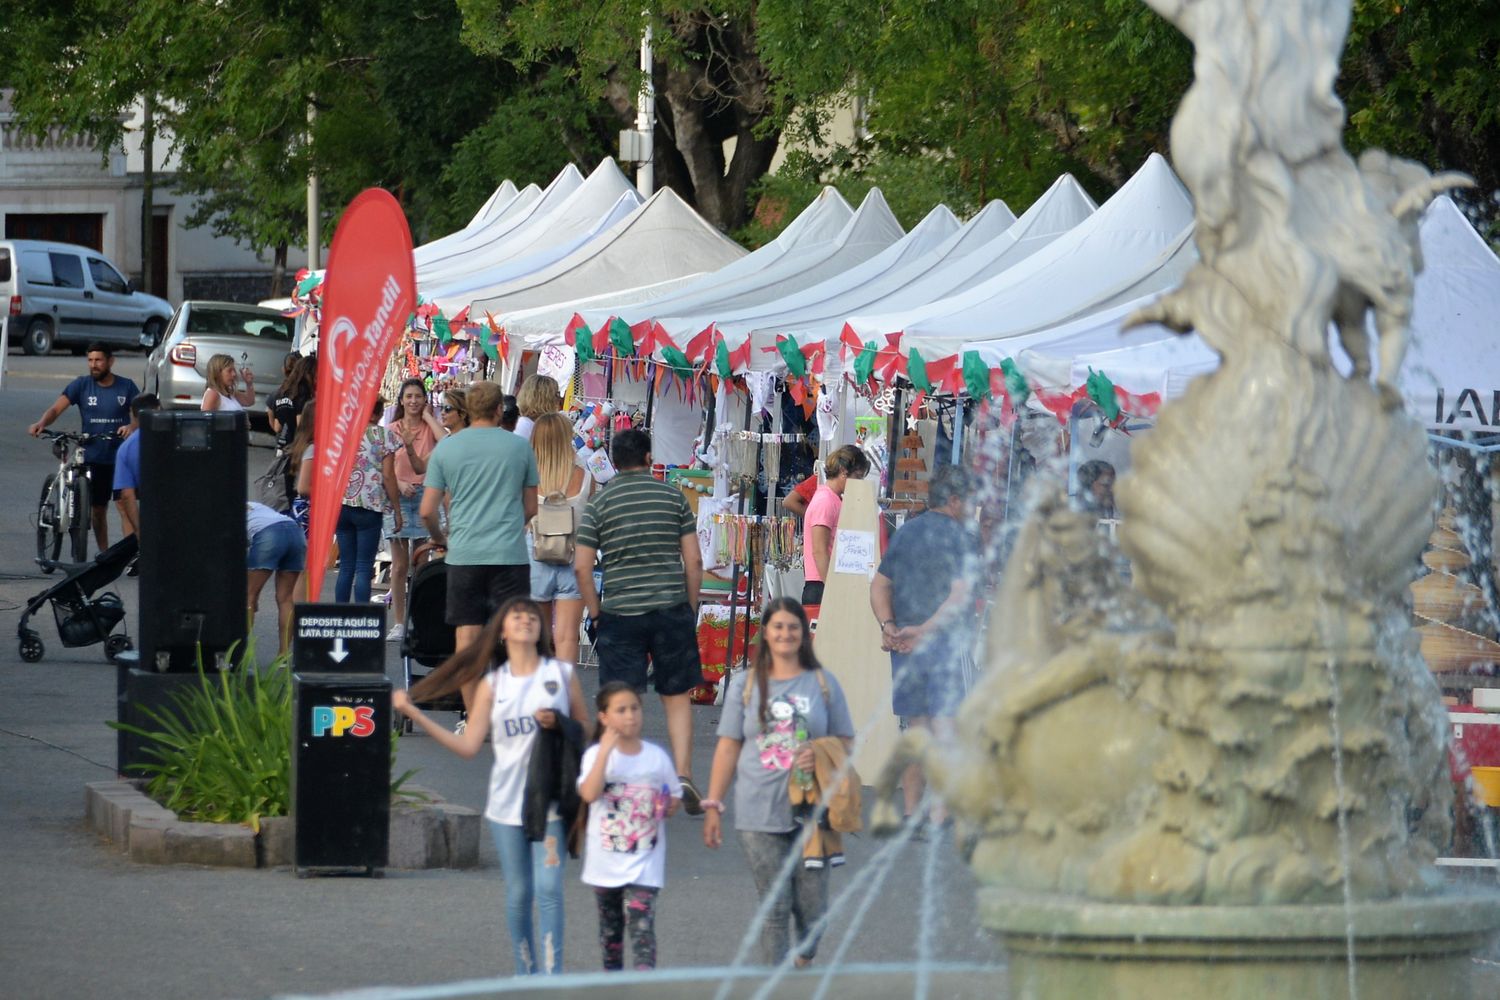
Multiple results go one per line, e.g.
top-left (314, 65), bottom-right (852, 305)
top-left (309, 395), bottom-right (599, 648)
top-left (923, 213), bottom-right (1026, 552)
top-left (575, 328), bottom-right (596, 366)
top-left (776, 336), bottom-right (807, 378)
top-left (999, 358), bottom-right (1030, 405)
top-left (853, 341), bottom-right (877, 386)
top-left (480, 332), bottom-right (499, 361)
top-left (296, 273), bottom-right (321, 296)
top-left (433, 313), bottom-right (452, 345)
top-left (1086, 368), bottom-right (1120, 421)
top-left (962, 351), bottom-right (991, 401)
top-left (661, 345), bottom-right (692, 377)
top-left (908, 348), bottom-right (932, 394)
top-left (715, 339), bottom-right (731, 379)
top-left (609, 317), bottom-right (634, 357)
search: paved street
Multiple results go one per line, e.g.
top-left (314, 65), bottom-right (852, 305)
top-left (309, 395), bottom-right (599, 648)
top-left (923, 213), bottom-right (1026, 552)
top-left (0, 350), bottom-right (996, 999)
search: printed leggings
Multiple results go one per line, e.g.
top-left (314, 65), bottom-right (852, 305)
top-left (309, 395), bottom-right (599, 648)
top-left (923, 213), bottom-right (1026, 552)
top-left (594, 884), bottom-right (659, 970)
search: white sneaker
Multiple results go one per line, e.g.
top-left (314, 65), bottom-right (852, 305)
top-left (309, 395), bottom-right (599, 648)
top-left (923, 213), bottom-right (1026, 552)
top-left (386, 624), bottom-right (405, 641)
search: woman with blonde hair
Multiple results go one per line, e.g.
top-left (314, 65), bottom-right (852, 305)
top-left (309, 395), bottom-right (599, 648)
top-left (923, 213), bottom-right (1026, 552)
top-left (201, 353), bottom-right (256, 411)
top-left (514, 374), bottom-right (562, 440)
top-left (528, 411), bottom-right (592, 664)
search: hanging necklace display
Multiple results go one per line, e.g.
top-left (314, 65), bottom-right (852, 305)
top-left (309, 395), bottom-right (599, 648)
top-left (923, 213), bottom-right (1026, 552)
top-left (729, 431), bottom-right (759, 490)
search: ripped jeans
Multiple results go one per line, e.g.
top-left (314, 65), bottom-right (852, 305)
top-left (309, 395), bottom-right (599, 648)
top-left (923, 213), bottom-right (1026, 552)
top-left (594, 884), bottom-right (659, 970)
top-left (489, 819), bottom-right (566, 974)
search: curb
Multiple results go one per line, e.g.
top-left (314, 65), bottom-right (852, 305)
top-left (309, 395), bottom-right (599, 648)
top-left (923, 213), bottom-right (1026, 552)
top-left (84, 781), bottom-right (481, 870)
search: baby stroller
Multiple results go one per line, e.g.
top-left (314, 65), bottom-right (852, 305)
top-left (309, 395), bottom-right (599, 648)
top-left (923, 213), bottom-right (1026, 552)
top-left (399, 549), bottom-right (460, 732)
top-left (18, 535), bottom-right (137, 663)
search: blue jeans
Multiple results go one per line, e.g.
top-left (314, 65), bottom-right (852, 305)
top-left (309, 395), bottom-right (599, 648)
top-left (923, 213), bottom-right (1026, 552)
top-left (334, 505), bottom-right (383, 603)
top-left (490, 818), bottom-right (567, 975)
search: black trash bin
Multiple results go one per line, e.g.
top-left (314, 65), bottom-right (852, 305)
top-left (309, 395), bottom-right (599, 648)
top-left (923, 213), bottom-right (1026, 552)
top-left (291, 672), bottom-right (391, 875)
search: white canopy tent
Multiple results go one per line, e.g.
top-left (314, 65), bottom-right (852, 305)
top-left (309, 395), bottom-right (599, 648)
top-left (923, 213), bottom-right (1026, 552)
top-left (411, 178), bottom-right (546, 268)
top-left (462, 185), bottom-right (746, 323)
top-left (730, 176), bottom-right (1100, 373)
top-left (840, 154), bottom-right (1194, 361)
top-left (1036, 196), bottom-right (1500, 433)
top-left (654, 200), bottom-right (961, 346)
top-left (422, 163), bottom-right (643, 313)
top-left (407, 180), bottom-right (523, 265)
top-left (627, 189), bottom-right (906, 343)
top-left (488, 187), bottom-right (856, 346)
top-left (719, 199), bottom-right (1017, 342)
top-left (468, 179), bottom-right (521, 228)
top-left (483, 186), bottom-right (852, 344)
top-left (416, 165), bottom-right (584, 281)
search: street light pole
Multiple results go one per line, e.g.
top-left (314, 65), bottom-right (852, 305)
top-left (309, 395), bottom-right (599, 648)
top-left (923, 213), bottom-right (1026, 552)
top-left (307, 101), bottom-right (320, 271)
top-left (636, 22), bottom-right (654, 197)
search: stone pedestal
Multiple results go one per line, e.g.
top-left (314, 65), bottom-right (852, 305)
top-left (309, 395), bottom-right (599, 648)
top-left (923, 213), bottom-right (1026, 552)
top-left (982, 889), bottom-right (1500, 1000)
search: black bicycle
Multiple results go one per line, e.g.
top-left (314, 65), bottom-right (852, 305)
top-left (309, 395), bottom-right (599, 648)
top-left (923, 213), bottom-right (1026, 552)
top-left (36, 430), bottom-right (106, 569)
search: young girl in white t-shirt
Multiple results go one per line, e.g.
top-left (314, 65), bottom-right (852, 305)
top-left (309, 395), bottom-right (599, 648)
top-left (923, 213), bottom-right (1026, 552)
top-left (393, 597), bottom-right (589, 976)
top-left (577, 682), bottom-right (681, 971)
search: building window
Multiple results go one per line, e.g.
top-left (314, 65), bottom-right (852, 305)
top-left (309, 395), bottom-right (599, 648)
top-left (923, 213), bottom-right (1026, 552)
top-left (4, 214), bottom-right (104, 251)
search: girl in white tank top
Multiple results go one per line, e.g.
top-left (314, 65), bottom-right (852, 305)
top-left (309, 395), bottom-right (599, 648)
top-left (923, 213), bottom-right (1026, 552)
top-left (392, 597), bottom-right (589, 974)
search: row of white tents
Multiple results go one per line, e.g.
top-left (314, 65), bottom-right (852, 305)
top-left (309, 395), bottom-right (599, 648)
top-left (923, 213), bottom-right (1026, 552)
top-left (401, 156), bottom-right (1499, 434)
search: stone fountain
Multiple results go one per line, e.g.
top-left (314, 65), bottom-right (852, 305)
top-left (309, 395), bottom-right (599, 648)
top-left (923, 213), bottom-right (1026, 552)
top-left (873, 0), bottom-right (1500, 995)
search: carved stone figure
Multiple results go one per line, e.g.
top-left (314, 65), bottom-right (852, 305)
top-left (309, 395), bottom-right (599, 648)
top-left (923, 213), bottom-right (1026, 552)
top-left (876, 0), bottom-right (1469, 907)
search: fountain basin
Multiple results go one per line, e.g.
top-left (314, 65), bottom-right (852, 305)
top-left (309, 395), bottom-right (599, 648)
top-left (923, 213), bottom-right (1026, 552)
top-left (982, 888), bottom-right (1500, 999)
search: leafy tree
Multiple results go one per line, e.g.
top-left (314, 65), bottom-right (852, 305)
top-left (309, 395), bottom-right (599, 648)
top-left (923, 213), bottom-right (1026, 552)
top-left (1343, 1), bottom-right (1500, 238)
top-left (456, 0), bottom-right (783, 231)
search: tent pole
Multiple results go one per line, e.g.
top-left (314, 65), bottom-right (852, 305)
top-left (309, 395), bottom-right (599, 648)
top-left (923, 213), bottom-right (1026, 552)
top-left (725, 386), bottom-right (753, 677)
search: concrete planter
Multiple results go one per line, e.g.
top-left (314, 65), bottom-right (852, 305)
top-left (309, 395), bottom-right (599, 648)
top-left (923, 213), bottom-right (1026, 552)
top-left (84, 781), bottom-right (479, 870)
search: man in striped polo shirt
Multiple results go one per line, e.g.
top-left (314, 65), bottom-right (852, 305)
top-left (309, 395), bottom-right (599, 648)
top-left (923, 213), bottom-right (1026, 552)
top-left (575, 428), bottom-right (705, 814)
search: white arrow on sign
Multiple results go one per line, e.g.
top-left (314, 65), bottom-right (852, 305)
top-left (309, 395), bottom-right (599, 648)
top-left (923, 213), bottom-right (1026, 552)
top-left (328, 638), bottom-right (349, 664)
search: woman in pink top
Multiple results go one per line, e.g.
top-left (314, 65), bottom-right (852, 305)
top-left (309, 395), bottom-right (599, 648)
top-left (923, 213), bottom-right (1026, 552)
top-left (385, 378), bottom-right (444, 640)
top-left (800, 445), bottom-right (871, 607)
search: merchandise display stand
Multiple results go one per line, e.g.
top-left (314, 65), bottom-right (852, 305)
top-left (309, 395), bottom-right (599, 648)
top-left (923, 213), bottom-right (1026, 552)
top-left (811, 478), bottom-right (899, 777)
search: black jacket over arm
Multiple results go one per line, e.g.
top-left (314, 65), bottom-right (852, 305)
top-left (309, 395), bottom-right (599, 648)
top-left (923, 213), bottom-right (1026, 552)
top-left (522, 714), bottom-right (585, 856)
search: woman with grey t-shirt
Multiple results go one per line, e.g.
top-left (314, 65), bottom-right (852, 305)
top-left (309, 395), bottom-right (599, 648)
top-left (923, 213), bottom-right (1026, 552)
top-left (701, 597), bottom-right (855, 966)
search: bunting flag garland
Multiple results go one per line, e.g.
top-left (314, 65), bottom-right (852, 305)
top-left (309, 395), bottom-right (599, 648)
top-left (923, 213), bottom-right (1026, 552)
top-left (484, 311), bottom-right (509, 362)
top-left (1085, 368), bottom-right (1121, 421)
top-left (928, 353), bottom-right (961, 395)
top-left (962, 351), bottom-right (991, 401)
top-left (774, 335), bottom-right (807, 378)
top-left (876, 332), bottom-right (908, 382)
top-left (565, 313), bottom-right (596, 366)
top-left (853, 340), bottom-right (877, 389)
top-left (999, 357), bottom-right (1031, 406)
top-left (838, 323), bottom-right (864, 360)
top-left (432, 312), bottom-right (453, 345)
top-left (608, 316), bottom-right (634, 358)
top-left (685, 324), bottom-right (716, 364)
top-left (907, 347), bottom-right (932, 393)
top-left (715, 337), bottom-right (733, 379)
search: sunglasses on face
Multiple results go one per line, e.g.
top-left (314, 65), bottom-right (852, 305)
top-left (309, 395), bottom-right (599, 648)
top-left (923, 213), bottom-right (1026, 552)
top-left (440, 404), bottom-right (462, 414)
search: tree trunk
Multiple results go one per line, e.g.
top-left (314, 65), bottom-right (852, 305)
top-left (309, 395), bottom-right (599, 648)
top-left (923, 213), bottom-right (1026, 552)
top-left (270, 242), bottom-right (288, 298)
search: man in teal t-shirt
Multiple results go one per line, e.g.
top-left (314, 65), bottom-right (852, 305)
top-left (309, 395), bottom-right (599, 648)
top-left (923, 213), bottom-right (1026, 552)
top-left (420, 381), bottom-right (539, 651)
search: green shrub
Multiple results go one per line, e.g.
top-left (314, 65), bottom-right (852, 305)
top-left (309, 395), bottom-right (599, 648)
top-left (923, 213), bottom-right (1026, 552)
top-left (111, 648), bottom-right (415, 833)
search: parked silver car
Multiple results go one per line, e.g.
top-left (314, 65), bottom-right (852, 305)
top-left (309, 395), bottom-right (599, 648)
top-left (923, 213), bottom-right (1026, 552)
top-left (141, 301), bottom-right (298, 414)
top-left (0, 239), bottom-right (174, 355)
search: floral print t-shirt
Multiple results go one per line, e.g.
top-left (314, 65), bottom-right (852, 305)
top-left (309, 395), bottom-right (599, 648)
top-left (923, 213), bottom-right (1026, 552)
top-left (344, 424), bottom-right (401, 512)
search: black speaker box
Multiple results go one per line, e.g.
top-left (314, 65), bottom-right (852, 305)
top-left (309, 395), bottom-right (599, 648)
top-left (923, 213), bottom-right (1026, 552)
top-left (117, 669), bottom-right (212, 775)
top-left (137, 410), bottom-right (248, 672)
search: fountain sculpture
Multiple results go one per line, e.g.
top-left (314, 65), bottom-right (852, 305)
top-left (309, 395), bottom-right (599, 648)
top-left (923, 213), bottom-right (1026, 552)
top-left (873, 0), bottom-right (1500, 995)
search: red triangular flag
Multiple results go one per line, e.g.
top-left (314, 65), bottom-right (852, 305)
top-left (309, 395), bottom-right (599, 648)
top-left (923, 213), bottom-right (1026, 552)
top-left (685, 324), bottom-right (715, 363)
top-left (564, 313), bottom-right (588, 346)
top-left (839, 323), bottom-right (863, 359)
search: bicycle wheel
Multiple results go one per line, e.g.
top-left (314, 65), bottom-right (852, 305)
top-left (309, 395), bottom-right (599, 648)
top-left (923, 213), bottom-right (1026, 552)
top-left (67, 473), bottom-right (91, 563)
top-left (36, 473), bottom-right (63, 568)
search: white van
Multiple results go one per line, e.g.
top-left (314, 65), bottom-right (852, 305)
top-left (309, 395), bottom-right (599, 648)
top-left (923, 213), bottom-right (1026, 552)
top-left (0, 239), bottom-right (174, 355)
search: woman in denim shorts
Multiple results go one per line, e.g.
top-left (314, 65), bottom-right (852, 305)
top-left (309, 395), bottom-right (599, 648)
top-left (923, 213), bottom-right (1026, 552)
top-left (247, 501), bottom-right (308, 657)
top-left (527, 412), bottom-right (593, 664)
top-left (384, 379), bottom-right (444, 641)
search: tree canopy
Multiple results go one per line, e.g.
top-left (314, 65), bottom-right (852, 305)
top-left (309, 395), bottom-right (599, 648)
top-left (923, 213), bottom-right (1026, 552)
top-left (3, 0), bottom-right (1495, 257)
